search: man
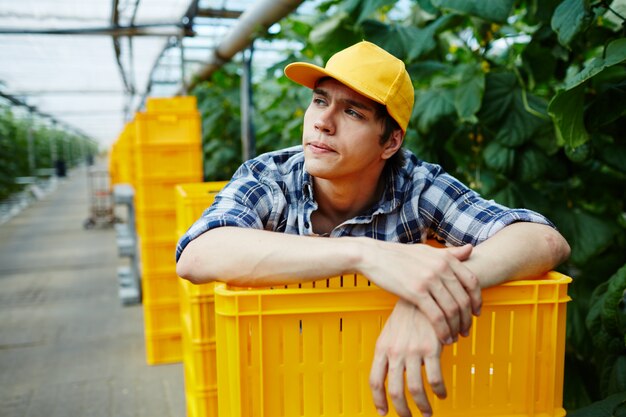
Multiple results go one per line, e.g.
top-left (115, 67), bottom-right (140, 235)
top-left (176, 41), bottom-right (570, 417)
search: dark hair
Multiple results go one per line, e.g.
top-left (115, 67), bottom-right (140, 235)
top-left (313, 76), bottom-right (406, 172)
top-left (374, 102), bottom-right (405, 173)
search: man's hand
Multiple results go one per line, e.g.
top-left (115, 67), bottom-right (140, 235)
top-left (359, 241), bottom-right (481, 344)
top-left (369, 299), bottom-right (445, 417)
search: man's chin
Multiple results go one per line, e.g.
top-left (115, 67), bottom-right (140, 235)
top-left (303, 159), bottom-right (333, 180)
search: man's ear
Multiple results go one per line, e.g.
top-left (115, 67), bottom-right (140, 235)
top-left (381, 129), bottom-right (404, 160)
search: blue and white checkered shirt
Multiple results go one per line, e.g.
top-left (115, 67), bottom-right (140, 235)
top-left (175, 146), bottom-right (552, 262)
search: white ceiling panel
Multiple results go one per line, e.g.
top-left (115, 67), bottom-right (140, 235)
top-left (0, 0), bottom-right (316, 147)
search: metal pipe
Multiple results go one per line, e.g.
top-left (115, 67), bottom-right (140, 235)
top-left (240, 45), bottom-right (256, 161)
top-left (196, 8), bottom-right (243, 19)
top-left (179, 36), bottom-right (188, 94)
top-left (0, 24), bottom-right (183, 37)
top-left (187, 0), bottom-right (304, 90)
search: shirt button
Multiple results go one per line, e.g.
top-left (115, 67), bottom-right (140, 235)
top-left (304, 222), bottom-right (310, 229)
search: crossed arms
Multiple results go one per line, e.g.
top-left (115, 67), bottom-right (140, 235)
top-left (176, 222), bottom-right (569, 417)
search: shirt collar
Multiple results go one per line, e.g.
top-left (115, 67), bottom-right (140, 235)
top-left (302, 169), bottom-right (314, 201)
top-left (365, 167), bottom-right (402, 217)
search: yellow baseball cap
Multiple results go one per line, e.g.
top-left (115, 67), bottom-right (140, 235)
top-left (284, 41), bottom-right (414, 133)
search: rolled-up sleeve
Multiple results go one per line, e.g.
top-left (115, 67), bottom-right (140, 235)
top-left (175, 164), bottom-right (275, 262)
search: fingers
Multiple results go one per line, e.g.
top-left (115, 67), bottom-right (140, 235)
top-left (387, 360), bottom-right (412, 417)
top-left (406, 358), bottom-right (432, 417)
top-left (423, 355), bottom-right (446, 400)
top-left (370, 301), bottom-right (444, 417)
top-left (446, 244), bottom-right (482, 316)
top-left (369, 349), bottom-right (390, 416)
top-left (441, 261), bottom-right (475, 336)
top-left (413, 258), bottom-right (473, 343)
top-left (445, 243), bottom-right (473, 262)
top-left (414, 245), bottom-right (481, 342)
top-left (414, 294), bottom-right (454, 344)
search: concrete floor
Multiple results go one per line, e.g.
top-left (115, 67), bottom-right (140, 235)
top-left (0, 164), bottom-right (185, 417)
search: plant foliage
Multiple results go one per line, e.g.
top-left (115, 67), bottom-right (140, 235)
top-left (0, 104), bottom-right (98, 201)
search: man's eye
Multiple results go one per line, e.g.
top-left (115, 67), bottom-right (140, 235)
top-left (346, 109), bottom-right (363, 119)
top-left (313, 97), bottom-right (326, 105)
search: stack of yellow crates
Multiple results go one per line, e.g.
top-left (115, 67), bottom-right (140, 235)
top-left (133, 96), bottom-right (204, 365)
top-left (116, 121), bottom-right (137, 186)
top-left (175, 182), bottom-right (228, 417)
top-left (108, 141), bottom-right (119, 185)
top-left (109, 120), bottom-right (137, 187)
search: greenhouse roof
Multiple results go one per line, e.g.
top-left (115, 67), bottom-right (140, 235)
top-left (0, 0), bottom-right (312, 147)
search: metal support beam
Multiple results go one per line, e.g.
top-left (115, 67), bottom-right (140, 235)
top-left (187, 0), bottom-right (304, 91)
top-left (240, 45), bottom-right (256, 161)
top-left (0, 24), bottom-right (184, 37)
top-left (196, 8), bottom-right (243, 19)
top-left (179, 36), bottom-right (188, 94)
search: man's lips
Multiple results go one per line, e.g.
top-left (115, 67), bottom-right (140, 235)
top-left (307, 141), bottom-right (336, 153)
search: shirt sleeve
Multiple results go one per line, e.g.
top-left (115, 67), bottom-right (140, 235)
top-left (175, 162), bottom-right (276, 262)
top-left (418, 166), bottom-right (554, 246)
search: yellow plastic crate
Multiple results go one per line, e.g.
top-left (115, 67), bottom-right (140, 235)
top-left (179, 280), bottom-right (217, 343)
top-left (186, 387), bottom-right (218, 417)
top-left (138, 239), bottom-right (177, 276)
top-left (143, 300), bottom-right (182, 333)
top-left (114, 121), bottom-right (137, 185)
top-left (214, 272), bottom-right (571, 417)
top-left (134, 111), bottom-right (201, 145)
top-left (175, 181), bottom-right (229, 237)
top-left (174, 182), bottom-right (227, 417)
top-left (135, 208), bottom-right (177, 241)
top-left (146, 96), bottom-right (198, 113)
top-left (135, 176), bottom-right (202, 212)
top-left (145, 329), bottom-right (182, 365)
top-left (134, 143), bottom-right (202, 181)
top-left (108, 141), bottom-right (120, 185)
top-left (182, 339), bottom-right (218, 390)
top-left (141, 271), bottom-right (180, 303)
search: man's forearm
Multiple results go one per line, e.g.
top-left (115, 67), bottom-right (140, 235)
top-left (463, 222), bottom-right (570, 288)
top-left (176, 226), bottom-right (364, 286)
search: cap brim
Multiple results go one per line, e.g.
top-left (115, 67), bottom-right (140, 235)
top-left (284, 62), bottom-right (332, 90)
top-left (284, 61), bottom-right (386, 109)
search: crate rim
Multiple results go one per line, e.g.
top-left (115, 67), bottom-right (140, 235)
top-left (214, 271), bottom-right (571, 296)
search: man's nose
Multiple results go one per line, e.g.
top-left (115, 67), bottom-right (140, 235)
top-left (314, 108), bottom-right (336, 135)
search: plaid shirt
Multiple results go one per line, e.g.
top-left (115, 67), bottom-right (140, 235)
top-left (176, 146), bottom-right (552, 262)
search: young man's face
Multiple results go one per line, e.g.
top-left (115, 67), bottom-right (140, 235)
top-left (302, 78), bottom-right (396, 182)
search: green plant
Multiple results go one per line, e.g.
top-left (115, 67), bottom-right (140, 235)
top-left (0, 104), bottom-right (98, 201)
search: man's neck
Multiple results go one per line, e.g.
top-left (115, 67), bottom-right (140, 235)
top-left (310, 173), bottom-right (386, 235)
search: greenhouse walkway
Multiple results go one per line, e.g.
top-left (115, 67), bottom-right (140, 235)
top-left (0, 162), bottom-right (185, 417)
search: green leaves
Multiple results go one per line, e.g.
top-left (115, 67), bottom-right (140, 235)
top-left (548, 38), bottom-right (626, 148)
top-left (555, 208), bottom-right (617, 266)
top-left (584, 266), bottom-right (626, 405)
top-left (432, 0), bottom-right (515, 22)
top-left (350, 0), bottom-right (397, 24)
top-left (363, 14), bottom-right (457, 61)
top-left (551, 0), bottom-right (589, 46)
top-left (567, 392), bottom-right (626, 417)
top-left (454, 64), bottom-right (485, 122)
top-left (548, 83), bottom-right (588, 148)
top-left (565, 38), bottom-right (626, 90)
top-left (483, 141), bottom-right (514, 174)
top-left (413, 88), bottom-right (456, 132)
top-left (0, 105), bottom-right (93, 202)
top-left (411, 63), bottom-right (485, 130)
top-left (363, 21), bottom-right (427, 60)
top-left (480, 72), bottom-right (550, 147)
